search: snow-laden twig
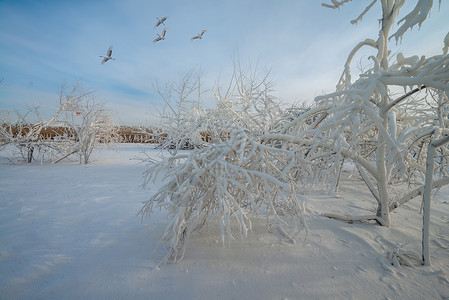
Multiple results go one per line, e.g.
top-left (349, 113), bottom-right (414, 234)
top-left (388, 247), bottom-right (422, 267)
top-left (390, 0), bottom-right (437, 43)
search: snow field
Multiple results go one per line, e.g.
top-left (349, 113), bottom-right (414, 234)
top-left (0, 144), bottom-right (448, 299)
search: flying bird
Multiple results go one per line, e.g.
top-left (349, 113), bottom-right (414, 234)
top-left (154, 16), bottom-right (168, 28)
top-left (191, 30), bottom-right (207, 41)
top-left (99, 46), bottom-right (115, 64)
top-left (153, 27), bottom-right (167, 44)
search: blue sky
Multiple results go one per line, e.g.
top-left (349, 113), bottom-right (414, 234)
top-left (0, 0), bottom-right (448, 125)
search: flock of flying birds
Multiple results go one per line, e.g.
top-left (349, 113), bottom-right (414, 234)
top-left (99, 16), bottom-right (207, 64)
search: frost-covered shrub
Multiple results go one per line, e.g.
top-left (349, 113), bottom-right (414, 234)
top-left (0, 106), bottom-right (76, 164)
top-left (0, 83), bottom-right (118, 164)
top-left (142, 64), bottom-right (307, 261)
top-left (140, 129), bottom-right (307, 262)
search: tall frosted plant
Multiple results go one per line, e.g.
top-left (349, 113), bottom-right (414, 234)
top-left (273, 0), bottom-right (449, 226)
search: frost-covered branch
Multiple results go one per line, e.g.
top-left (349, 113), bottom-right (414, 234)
top-left (390, 0), bottom-right (439, 43)
top-left (350, 0), bottom-right (378, 25)
top-left (321, 0), bottom-right (353, 10)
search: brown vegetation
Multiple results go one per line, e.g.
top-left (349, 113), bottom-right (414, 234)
top-left (1, 124), bottom-right (169, 144)
top-left (2, 124), bottom-right (229, 145)
top-left (116, 126), bottom-right (166, 143)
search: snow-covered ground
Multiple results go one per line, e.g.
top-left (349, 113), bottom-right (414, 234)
top-left (1, 144), bottom-right (448, 299)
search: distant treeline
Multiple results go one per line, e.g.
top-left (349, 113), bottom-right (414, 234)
top-left (0, 124), bottom-right (229, 144)
top-left (117, 126), bottom-right (166, 143)
top-left (107, 127), bottom-right (228, 144)
top-left (0, 124), bottom-right (166, 144)
top-left (1, 123), bottom-right (239, 146)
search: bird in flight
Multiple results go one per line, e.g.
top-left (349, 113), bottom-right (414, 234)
top-left (191, 30), bottom-right (207, 41)
top-left (154, 16), bottom-right (168, 29)
top-left (99, 46), bottom-right (115, 64)
top-left (153, 27), bottom-right (167, 44)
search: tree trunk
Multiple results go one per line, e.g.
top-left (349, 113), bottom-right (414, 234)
top-left (422, 135), bottom-right (449, 266)
top-left (375, 104), bottom-right (391, 227)
top-left (422, 143), bottom-right (435, 266)
top-left (27, 146), bottom-right (34, 163)
top-left (375, 138), bottom-right (391, 227)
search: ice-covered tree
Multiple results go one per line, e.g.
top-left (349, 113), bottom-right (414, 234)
top-left (0, 83), bottom-right (118, 165)
top-left (0, 101), bottom-right (78, 164)
top-left (56, 83), bottom-right (118, 164)
top-left (266, 0), bottom-right (449, 227)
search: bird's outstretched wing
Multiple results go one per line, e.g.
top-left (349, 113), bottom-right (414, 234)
top-left (161, 27), bottom-right (167, 38)
top-left (154, 20), bottom-right (161, 28)
top-left (154, 16), bottom-right (167, 28)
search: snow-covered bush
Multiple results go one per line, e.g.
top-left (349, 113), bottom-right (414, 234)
top-left (66, 101), bottom-right (118, 164)
top-left (0, 104), bottom-right (75, 164)
top-left (140, 129), bottom-right (307, 262)
top-left (0, 83), bottom-right (118, 164)
top-left (48, 83), bottom-right (119, 164)
top-left (142, 63), bottom-right (305, 261)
